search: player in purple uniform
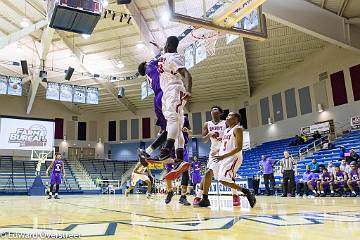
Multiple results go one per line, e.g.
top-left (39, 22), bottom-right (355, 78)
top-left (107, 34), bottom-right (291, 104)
top-left (138, 59), bottom-right (168, 161)
top-left (307, 172), bottom-right (320, 196)
top-left (319, 168), bottom-right (333, 197)
top-left (332, 165), bottom-right (347, 196)
top-left (347, 161), bottom-right (360, 197)
top-left (191, 157), bottom-right (202, 190)
top-left (46, 154), bottom-right (65, 199)
top-left (164, 116), bottom-right (192, 205)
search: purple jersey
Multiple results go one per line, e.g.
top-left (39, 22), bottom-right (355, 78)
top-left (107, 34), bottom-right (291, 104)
top-left (50, 160), bottom-right (63, 185)
top-left (349, 169), bottom-right (359, 180)
top-left (52, 160), bottom-right (63, 174)
top-left (322, 172), bottom-right (331, 182)
top-left (335, 171), bottom-right (345, 181)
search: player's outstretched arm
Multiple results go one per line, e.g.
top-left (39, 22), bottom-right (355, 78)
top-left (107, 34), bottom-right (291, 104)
top-left (45, 162), bottom-right (54, 176)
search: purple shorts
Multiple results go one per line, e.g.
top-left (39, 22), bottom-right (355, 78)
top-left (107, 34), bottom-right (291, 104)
top-left (154, 94), bottom-right (166, 131)
top-left (192, 172), bottom-right (201, 185)
top-left (50, 173), bottom-right (62, 185)
top-left (350, 181), bottom-right (360, 187)
top-left (333, 181), bottom-right (345, 188)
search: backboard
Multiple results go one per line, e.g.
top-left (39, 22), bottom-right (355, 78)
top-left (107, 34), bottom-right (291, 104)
top-left (168, 0), bottom-right (268, 41)
top-left (31, 148), bottom-right (55, 162)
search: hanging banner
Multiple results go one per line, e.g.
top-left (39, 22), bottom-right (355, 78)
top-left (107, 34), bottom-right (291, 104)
top-left (351, 116), bottom-right (360, 129)
top-left (300, 122), bottom-right (330, 135)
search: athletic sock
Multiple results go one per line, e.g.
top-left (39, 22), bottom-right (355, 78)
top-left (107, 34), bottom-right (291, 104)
top-left (313, 190), bottom-right (317, 194)
top-left (196, 189), bottom-right (203, 198)
top-left (321, 191), bottom-right (324, 194)
top-left (203, 194), bottom-right (208, 200)
top-left (49, 192), bottom-right (53, 196)
top-left (352, 191), bottom-right (356, 194)
top-left (331, 191), bottom-right (334, 193)
top-left (145, 146), bottom-right (154, 155)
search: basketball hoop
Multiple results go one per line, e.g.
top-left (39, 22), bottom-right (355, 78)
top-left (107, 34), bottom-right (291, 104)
top-left (190, 26), bottom-right (220, 56)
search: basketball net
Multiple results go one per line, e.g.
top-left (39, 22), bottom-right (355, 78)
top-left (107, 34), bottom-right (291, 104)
top-left (190, 26), bottom-right (220, 56)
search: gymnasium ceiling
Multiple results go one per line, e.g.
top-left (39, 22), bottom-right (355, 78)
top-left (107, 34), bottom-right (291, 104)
top-left (0, 0), bottom-right (359, 114)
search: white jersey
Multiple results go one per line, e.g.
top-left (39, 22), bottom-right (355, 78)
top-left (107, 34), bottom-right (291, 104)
top-left (158, 52), bottom-right (186, 93)
top-left (207, 120), bottom-right (227, 153)
top-left (219, 125), bottom-right (242, 158)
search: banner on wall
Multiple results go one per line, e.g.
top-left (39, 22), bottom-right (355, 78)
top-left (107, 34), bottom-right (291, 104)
top-left (351, 116), bottom-right (360, 129)
top-left (196, 179), bottom-right (249, 195)
top-left (0, 117), bottom-right (54, 150)
top-left (300, 122), bottom-right (330, 135)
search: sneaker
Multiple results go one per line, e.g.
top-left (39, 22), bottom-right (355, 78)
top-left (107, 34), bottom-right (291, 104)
top-left (54, 195), bottom-right (60, 199)
top-left (330, 193), bottom-right (335, 197)
top-left (233, 195), bottom-right (240, 207)
top-left (146, 193), bottom-right (152, 199)
top-left (315, 193), bottom-right (320, 197)
top-left (280, 194), bottom-right (287, 197)
top-left (320, 193), bottom-right (325, 197)
top-left (198, 198), bottom-right (211, 207)
top-left (351, 192), bottom-right (357, 197)
top-left (48, 195), bottom-right (52, 199)
top-left (244, 189), bottom-right (256, 208)
top-left (179, 196), bottom-right (191, 206)
top-left (159, 148), bottom-right (171, 162)
top-left (164, 161), bottom-right (190, 180)
top-left (193, 197), bottom-right (201, 206)
top-left (165, 191), bottom-right (174, 204)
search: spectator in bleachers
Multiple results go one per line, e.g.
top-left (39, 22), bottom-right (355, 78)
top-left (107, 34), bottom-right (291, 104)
top-left (340, 159), bottom-right (350, 173)
top-left (289, 135), bottom-right (304, 146)
top-left (308, 159), bottom-right (320, 173)
top-left (300, 134), bottom-right (308, 144)
top-left (321, 139), bottom-right (334, 151)
top-left (332, 165), bottom-right (347, 197)
top-left (339, 146), bottom-right (346, 161)
top-left (280, 151), bottom-right (296, 197)
top-left (312, 131), bottom-right (321, 140)
top-left (95, 176), bottom-right (101, 187)
top-left (259, 155), bottom-right (277, 195)
top-left (327, 162), bottom-right (335, 174)
top-left (348, 149), bottom-right (359, 163)
top-left (296, 165), bottom-right (313, 196)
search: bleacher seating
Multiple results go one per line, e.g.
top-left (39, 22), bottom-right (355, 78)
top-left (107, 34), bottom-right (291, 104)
top-left (297, 130), bottom-right (360, 173)
top-left (80, 159), bottom-right (137, 182)
top-left (0, 156), bottom-right (81, 194)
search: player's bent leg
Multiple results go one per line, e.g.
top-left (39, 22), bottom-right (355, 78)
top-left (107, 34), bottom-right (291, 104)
top-left (197, 170), bottom-right (215, 208)
top-left (125, 186), bottom-right (135, 197)
top-left (145, 180), bottom-right (152, 199)
top-left (48, 184), bottom-right (54, 199)
top-left (54, 184), bottom-right (60, 199)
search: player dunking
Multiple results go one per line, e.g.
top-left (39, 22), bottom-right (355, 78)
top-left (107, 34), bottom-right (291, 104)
top-left (125, 162), bottom-right (153, 199)
top-left (46, 153), bottom-right (65, 199)
top-left (193, 106), bottom-right (240, 207)
top-left (197, 112), bottom-right (256, 208)
top-left (148, 36), bottom-right (193, 179)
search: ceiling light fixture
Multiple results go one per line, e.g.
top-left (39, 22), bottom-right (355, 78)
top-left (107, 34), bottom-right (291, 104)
top-left (103, 0), bottom-right (109, 7)
top-left (20, 17), bottom-right (30, 28)
top-left (81, 34), bottom-right (91, 39)
top-left (117, 62), bottom-right (125, 69)
top-left (136, 41), bottom-right (145, 49)
top-left (161, 11), bottom-right (170, 22)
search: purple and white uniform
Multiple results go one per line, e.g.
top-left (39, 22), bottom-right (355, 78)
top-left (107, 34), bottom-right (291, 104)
top-left (146, 59), bottom-right (166, 131)
top-left (50, 159), bottom-right (63, 185)
top-left (321, 172), bottom-right (331, 189)
top-left (334, 171), bottom-right (345, 187)
top-left (349, 169), bottom-right (359, 186)
top-left (191, 160), bottom-right (201, 185)
top-left (311, 173), bottom-right (320, 187)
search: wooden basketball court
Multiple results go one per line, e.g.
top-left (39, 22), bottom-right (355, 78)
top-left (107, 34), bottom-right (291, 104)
top-left (0, 195), bottom-right (359, 239)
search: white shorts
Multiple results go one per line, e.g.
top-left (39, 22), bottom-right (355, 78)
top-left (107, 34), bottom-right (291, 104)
top-left (207, 154), bottom-right (220, 180)
top-left (217, 155), bottom-right (243, 183)
top-left (130, 173), bottom-right (150, 186)
top-left (162, 85), bottom-right (187, 123)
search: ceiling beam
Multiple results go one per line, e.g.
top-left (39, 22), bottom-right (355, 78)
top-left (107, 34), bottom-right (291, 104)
top-left (321, 0), bottom-right (327, 8)
top-left (0, 19), bottom-right (47, 49)
top-left (124, 1), bottom-right (157, 57)
top-left (57, 32), bottom-right (137, 115)
top-left (337, 0), bottom-right (349, 16)
top-left (263, 0), bottom-right (360, 53)
top-left (26, 26), bottom-right (55, 114)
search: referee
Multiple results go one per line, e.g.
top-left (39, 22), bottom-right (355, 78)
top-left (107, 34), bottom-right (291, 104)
top-left (280, 151), bottom-right (296, 197)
